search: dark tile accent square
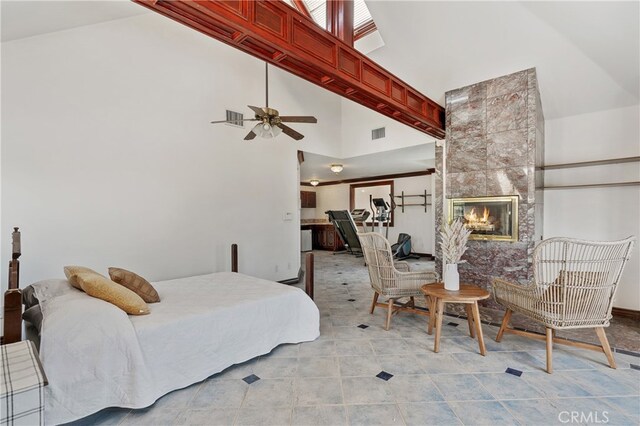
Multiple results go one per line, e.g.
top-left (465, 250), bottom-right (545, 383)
top-left (242, 374), bottom-right (260, 384)
top-left (505, 368), bottom-right (523, 377)
top-left (616, 348), bottom-right (640, 358)
top-left (630, 364), bottom-right (640, 371)
top-left (447, 322), bottom-right (459, 327)
top-left (357, 324), bottom-right (369, 329)
top-left (348, 299), bottom-right (356, 302)
top-left (376, 371), bottom-right (394, 381)
top-left (342, 282), bottom-right (348, 285)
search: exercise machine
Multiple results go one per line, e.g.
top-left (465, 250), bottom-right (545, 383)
top-left (369, 197), bottom-right (391, 238)
top-left (369, 195), bottom-right (420, 260)
top-left (326, 210), bottom-right (364, 257)
top-left (390, 233), bottom-right (420, 260)
top-left (349, 209), bottom-right (370, 232)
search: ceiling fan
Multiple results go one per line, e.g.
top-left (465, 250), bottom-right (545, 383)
top-left (210, 63), bottom-right (317, 141)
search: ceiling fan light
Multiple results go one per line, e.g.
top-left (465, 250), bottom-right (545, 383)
top-left (330, 164), bottom-right (344, 174)
top-left (252, 122), bottom-right (282, 139)
top-left (309, 179), bottom-right (320, 187)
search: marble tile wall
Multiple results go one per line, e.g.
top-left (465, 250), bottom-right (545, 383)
top-left (435, 69), bottom-right (545, 308)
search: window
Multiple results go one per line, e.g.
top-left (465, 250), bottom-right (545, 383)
top-left (284, 0), bottom-right (377, 40)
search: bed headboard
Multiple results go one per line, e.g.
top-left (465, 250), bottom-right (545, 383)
top-left (3, 227), bottom-right (23, 344)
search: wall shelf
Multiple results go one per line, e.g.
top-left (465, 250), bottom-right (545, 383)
top-left (394, 190), bottom-right (431, 213)
top-left (540, 156), bottom-right (639, 190)
top-left (539, 156), bottom-right (640, 171)
top-left (543, 181), bottom-right (640, 190)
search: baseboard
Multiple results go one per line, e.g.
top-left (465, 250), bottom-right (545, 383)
top-left (612, 307), bottom-right (640, 321)
top-left (278, 268), bottom-right (303, 285)
top-left (413, 252), bottom-right (434, 260)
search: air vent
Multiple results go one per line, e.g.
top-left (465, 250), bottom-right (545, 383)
top-left (226, 110), bottom-right (244, 127)
top-left (372, 127), bottom-right (386, 140)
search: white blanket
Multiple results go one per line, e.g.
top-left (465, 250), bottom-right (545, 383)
top-left (36, 272), bottom-right (319, 424)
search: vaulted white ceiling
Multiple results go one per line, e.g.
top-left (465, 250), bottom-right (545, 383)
top-left (4, 1), bottom-right (637, 180)
top-left (2, 1), bottom-right (637, 121)
top-left (366, 1), bottom-right (639, 119)
top-left (0, 1), bottom-right (148, 42)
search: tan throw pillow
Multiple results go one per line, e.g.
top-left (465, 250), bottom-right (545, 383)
top-left (64, 266), bottom-right (101, 289)
top-left (538, 270), bottom-right (608, 310)
top-left (108, 267), bottom-right (160, 303)
top-left (76, 272), bottom-right (150, 315)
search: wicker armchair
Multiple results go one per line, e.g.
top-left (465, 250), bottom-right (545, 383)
top-left (493, 236), bottom-right (636, 373)
top-left (358, 232), bottom-right (439, 330)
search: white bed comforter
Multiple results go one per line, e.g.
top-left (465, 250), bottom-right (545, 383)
top-left (35, 272), bottom-right (319, 424)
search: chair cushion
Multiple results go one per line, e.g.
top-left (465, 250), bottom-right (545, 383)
top-left (76, 272), bottom-right (150, 315)
top-left (108, 267), bottom-right (160, 303)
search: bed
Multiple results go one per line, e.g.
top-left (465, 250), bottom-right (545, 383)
top-left (3, 231), bottom-right (320, 425)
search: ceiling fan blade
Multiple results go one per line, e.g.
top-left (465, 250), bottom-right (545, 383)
top-left (278, 123), bottom-right (304, 141)
top-left (210, 119), bottom-right (260, 124)
top-left (244, 130), bottom-right (257, 140)
top-left (248, 105), bottom-right (267, 118)
top-left (279, 116), bottom-right (318, 123)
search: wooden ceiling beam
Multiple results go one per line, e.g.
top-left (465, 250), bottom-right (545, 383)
top-left (326, 0), bottom-right (354, 47)
top-left (132, 0), bottom-right (445, 138)
top-left (292, 0), bottom-right (312, 20)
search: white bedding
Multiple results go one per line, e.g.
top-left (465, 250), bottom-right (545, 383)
top-left (35, 272), bottom-right (319, 424)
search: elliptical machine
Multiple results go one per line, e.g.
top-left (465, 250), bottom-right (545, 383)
top-left (369, 197), bottom-right (391, 238)
top-left (369, 195), bottom-right (420, 260)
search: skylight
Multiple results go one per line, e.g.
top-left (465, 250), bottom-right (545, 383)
top-left (290, 0), bottom-right (374, 33)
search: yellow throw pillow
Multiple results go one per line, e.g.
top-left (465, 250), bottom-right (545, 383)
top-left (109, 267), bottom-right (160, 303)
top-left (76, 272), bottom-right (149, 315)
top-left (64, 266), bottom-right (101, 289)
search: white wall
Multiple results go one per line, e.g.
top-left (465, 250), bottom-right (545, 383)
top-left (1, 13), bottom-right (342, 292)
top-left (339, 98), bottom-right (437, 158)
top-left (544, 105), bottom-right (640, 310)
top-left (313, 175), bottom-right (434, 254)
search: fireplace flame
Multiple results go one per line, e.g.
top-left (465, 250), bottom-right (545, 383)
top-left (463, 206), bottom-right (495, 231)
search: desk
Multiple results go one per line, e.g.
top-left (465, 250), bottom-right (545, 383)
top-left (421, 283), bottom-right (490, 355)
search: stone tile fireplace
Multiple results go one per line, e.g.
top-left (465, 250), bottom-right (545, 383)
top-left (435, 68), bottom-right (545, 307)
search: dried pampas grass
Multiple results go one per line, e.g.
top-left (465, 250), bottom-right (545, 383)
top-left (440, 219), bottom-right (472, 264)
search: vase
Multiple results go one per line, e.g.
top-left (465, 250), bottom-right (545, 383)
top-left (444, 263), bottom-right (460, 291)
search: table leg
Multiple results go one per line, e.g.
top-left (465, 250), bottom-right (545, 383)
top-left (427, 296), bottom-right (436, 335)
top-left (471, 301), bottom-right (486, 356)
top-left (465, 304), bottom-right (475, 339)
top-left (434, 299), bottom-right (444, 353)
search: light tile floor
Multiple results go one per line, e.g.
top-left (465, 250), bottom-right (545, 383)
top-left (70, 251), bottom-right (640, 426)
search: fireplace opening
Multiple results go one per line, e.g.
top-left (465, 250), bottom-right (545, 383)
top-left (448, 196), bottom-right (518, 242)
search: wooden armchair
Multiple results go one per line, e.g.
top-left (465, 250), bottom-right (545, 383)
top-left (493, 236), bottom-right (636, 373)
top-left (358, 232), bottom-right (438, 330)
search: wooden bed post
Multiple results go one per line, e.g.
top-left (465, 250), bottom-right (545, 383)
top-left (305, 252), bottom-right (314, 300)
top-left (231, 243), bottom-right (238, 273)
top-left (3, 227), bottom-right (22, 345)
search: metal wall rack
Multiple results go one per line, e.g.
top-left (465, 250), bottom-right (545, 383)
top-left (394, 190), bottom-right (432, 213)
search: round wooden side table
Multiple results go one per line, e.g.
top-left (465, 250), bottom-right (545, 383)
top-left (421, 283), bottom-right (491, 355)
